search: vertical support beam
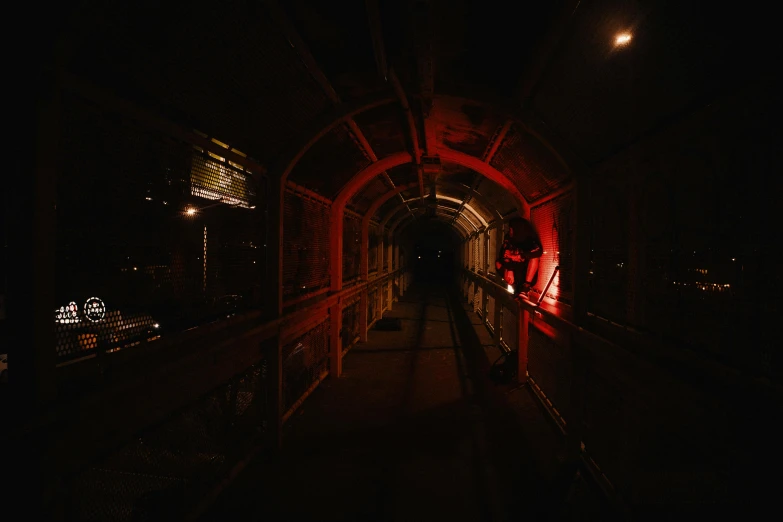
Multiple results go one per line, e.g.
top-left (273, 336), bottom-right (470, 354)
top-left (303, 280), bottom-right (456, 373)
top-left (378, 234), bottom-right (384, 274)
top-left (387, 278), bottom-right (393, 311)
top-left (9, 59), bottom-right (61, 520)
top-left (359, 289), bottom-right (368, 342)
top-left (11, 66), bottom-right (60, 411)
top-left (360, 219), bottom-right (369, 281)
top-left (483, 228), bottom-right (489, 274)
top-left (330, 206), bottom-right (344, 292)
top-left (517, 308), bottom-right (530, 384)
top-left (386, 234), bottom-right (393, 272)
top-left (329, 298), bottom-right (343, 378)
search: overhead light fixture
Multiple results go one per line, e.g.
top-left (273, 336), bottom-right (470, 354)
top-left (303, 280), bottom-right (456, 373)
top-left (185, 207), bottom-right (197, 216)
top-left (615, 33), bottom-right (632, 46)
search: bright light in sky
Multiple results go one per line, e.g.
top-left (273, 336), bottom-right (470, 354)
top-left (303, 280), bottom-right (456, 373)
top-left (615, 33), bottom-right (632, 46)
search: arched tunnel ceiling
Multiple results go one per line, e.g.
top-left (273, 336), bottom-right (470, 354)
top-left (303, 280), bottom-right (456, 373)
top-left (56, 0), bottom-right (776, 240)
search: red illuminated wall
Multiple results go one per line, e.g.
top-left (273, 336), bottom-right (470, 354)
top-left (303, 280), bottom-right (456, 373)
top-left (530, 191), bottom-right (575, 305)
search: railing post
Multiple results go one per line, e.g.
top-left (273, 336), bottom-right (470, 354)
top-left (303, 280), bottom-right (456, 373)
top-left (329, 298), bottom-right (343, 377)
top-left (359, 289), bottom-right (368, 342)
top-left (493, 293), bottom-right (502, 345)
top-left (517, 307), bottom-right (530, 384)
top-left (387, 278), bottom-right (393, 311)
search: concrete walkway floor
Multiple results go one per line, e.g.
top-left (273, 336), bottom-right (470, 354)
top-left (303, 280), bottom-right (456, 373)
top-left (201, 282), bottom-right (610, 522)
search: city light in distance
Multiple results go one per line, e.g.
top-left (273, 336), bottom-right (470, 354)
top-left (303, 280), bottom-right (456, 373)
top-left (615, 33), bottom-right (632, 46)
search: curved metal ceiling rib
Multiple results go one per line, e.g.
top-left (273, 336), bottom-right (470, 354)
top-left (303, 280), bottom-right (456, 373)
top-left (397, 214), bottom-right (470, 239)
top-left (433, 180), bottom-right (504, 220)
top-left (426, 195), bottom-right (488, 227)
top-left (333, 150), bottom-right (529, 216)
top-left (381, 198), bottom-right (482, 233)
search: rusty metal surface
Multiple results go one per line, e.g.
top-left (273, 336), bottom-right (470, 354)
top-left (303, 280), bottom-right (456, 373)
top-left (490, 123), bottom-right (571, 202)
top-left (289, 124), bottom-right (372, 198)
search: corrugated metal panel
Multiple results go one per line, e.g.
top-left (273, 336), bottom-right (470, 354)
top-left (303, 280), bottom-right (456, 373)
top-left (530, 190), bottom-right (575, 305)
top-left (490, 124), bottom-right (571, 202)
top-left (283, 192), bottom-right (330, 299)
top-left (289, 124), bottom-right (371, 198)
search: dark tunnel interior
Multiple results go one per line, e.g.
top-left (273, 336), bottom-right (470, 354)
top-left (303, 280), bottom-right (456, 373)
top-left (3, 0), bottom-right (782, 520)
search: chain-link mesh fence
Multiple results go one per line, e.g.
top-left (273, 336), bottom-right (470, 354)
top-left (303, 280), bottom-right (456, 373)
top-left (282, 320), bottom-right (330, 413)
top-left (64, 358), bottom-right (271, 521)
top-left (283, 192), bottom-right (330, 301)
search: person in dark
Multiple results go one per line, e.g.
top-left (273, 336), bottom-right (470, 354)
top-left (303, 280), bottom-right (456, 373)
top-left (495, 217), bottom-right (542, 298)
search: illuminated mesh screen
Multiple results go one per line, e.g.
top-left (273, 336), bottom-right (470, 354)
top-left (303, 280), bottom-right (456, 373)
top-left (56, 94), bottom-right (264, 362)
top-left (190, 151), bottom-right (254, 208)
top-left (530, 190), bottom-right (575, 305)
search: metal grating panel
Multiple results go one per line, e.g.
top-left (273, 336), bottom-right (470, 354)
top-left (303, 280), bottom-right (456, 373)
top-left (343, 213), bottom-right (361, 283)
top-left (530, 190), bottom-right (575, 305)
top-left (368, 290), bottom-right (377, 323)
top-left (65, 360), bottom-right (270, 520)
top-left (474, 177), bottom-right (518, 216)
top-left (282, 320), bottom-right (330, 412)
top-left (56, 94), bottom-right (264, 362)
top-left (352, 102), bottom-right (409, 158)
top-left (190, 152), bottom-right (255, 208)
top-left (386, 163), bottom-right (419, 188)
top-left (289, 124), bottom-right (371, 198)
top-left (283, 192), bottom-right (330, 299)
top-left (528, 327), bottom-right (573, 422)
top-left (501, 305), bottom-right (517, 351)
top-left (349, 177), bottom-right (390, 215)
top-left (488, 227), bottom-right (499, 278)
top-left (490, 124), bottom-right (571, 202)
top-left (341, 296), bottom-right (360, 352)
